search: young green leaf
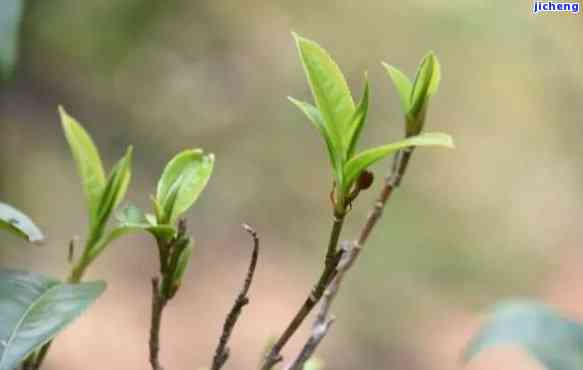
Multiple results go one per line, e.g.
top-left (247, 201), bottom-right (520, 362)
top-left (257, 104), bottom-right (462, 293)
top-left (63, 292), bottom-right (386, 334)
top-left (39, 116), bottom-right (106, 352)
top-left (156, 149), bottom-right (214, 224)
top-left (345, 76), bottom-right (370, 159)
top-left (109, 203), bottom-right (176, 242)
top-left (0, 270), bottom-right (105, 370)
top-left (89, 224), bottom-right (175, 263)
top-left (0, 202), bottom-right (44, 243)
top-left (59, 107), bottom-right (106, 227)
top-left (0, 0), bottom-right (23, 80)
top-left (464, 301), bottom-right (583, 370)
top-left (93, 146), bottom-right (133, 233)
top-left (168, 239), bottom-right (194, 296)
top-left (288, 97), bottom-right (342, 178)
top-left (343, 132), bottom-right (454, 191)
top-left (407, 52), bottom-right (441, 135)
top-left (381, 63), bottom-right (412, 113)
top-left (293, 33), bottom-right (355, 158)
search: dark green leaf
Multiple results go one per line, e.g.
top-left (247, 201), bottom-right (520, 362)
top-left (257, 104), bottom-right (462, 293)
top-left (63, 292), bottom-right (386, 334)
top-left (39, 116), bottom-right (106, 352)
top-left (343, 132), bottom-right (453, 192)
top-left (156, 149), bottom-right (214, 224)
top-left (0, 270), bottom-right (105, 370)
top-left (464, 300), bottom-right (583, 370)
top-left (381, 63), bottom-right (412, 113)
top-left (293, 33), bottom-right (355, 161)
top-left (0, 203), bottom-right (44, 243)
top-left (0, 0), bottom-right (23, 80)
top-left (59, 107), bottom-right (106, 227)
top-left (345, 76), bottom-right (370, 159)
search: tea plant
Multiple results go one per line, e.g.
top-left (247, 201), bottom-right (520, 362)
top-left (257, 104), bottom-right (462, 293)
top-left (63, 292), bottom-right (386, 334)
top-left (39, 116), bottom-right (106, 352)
top-left (0, 33), bottom-right (454, 370)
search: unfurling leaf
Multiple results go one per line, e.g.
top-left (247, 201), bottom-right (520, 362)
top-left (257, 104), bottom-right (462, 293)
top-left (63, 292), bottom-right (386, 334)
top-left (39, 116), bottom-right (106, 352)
top-left (59, 107), bottom-right (106, 227)
top-left (93, 146), bottom-right (133, 232)
top-left (288, 97), bottom-right (342, 177)
top-left (0, 202), bottom-right (44, 243)
top-left (383, 52), bottom-right (441, 136)
top-left (108, 204), bottom-right (176, 243)
top-left (343, 132), bottom-right (453, 192)
top-left (293, 33), bottom-right (355, 163)
top-left (156, 149), bottom-right (214, 224)
top-left (0, 270), bottom-right (105, 370)
top-left (168, 239), bottom-right (194, 296)
top-left (345, 76), bottom-right (370, 159)
top-left (464, 300), bottom-right (583, 370)
top-left (382, 63), bottom-right (412, 113)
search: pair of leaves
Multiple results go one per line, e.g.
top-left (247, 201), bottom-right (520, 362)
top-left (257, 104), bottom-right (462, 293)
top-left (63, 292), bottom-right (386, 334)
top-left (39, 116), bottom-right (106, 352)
top-left (290, 34), bottom-right (452, 200)
top-left (0, 270), bottom-right (104, 370)
top-left (0, 0), bottom-right (23, 80)
top-left (383, 52), bottom-right (441, 136)
top-left (60, 107), bottom-right (132, 234)
top-left (0, 202), bottom-right (44, 243)
top-left (60, 107), bottom-right (132, 264)
top-left (464, 300), bottom-right (583, 370)
top-left (155, 149), bottom-right (215, 225)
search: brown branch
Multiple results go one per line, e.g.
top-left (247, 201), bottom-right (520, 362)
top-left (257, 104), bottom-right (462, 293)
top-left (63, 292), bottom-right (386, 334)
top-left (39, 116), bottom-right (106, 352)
top-left (149, 278), bottom-right (167, 370)
top-left (261, 210), bottom-right (346, 370)
top-left (210, 224), bottom-right (260, 370)
top-left (148, 219), bottom-right (191, 370)
top-left (284, 147), bottom-right (415, 368)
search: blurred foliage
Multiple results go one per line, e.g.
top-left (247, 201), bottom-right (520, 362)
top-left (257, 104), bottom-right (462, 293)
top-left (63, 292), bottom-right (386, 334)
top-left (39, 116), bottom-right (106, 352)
top-left (1, 1), bottom-right (583, 369)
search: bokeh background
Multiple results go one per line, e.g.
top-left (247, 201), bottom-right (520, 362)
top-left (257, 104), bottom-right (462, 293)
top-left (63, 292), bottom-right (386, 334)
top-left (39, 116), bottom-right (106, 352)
top-left (1, 1), bottom-right (583, 369)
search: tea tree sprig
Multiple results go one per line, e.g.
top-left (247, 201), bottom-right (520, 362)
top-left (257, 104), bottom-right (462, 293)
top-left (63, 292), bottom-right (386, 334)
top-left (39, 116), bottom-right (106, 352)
top-left (284, 50), bottom-right (449, 369)
top-left (131, 149), bottom-right (213, 370)
top-left (262, 35), bottom-right (453, 369)
top-left (59, 107), bottom-right (134, 283)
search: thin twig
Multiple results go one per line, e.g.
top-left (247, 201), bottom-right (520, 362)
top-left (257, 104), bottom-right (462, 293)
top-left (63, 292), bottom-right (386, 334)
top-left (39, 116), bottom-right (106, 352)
top-left (210, 224), bottom-right (260, 370)
top-left (149, 278), bottom-right (167, 370)
top-left (285, 147), bottom-right (415, 368)
top-left (261, 210), bottom-right (346, 370)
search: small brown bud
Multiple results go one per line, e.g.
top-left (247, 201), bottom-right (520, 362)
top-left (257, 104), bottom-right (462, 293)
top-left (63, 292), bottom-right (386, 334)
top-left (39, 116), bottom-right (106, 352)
top-left (357, 170), bottom-right (374, 191)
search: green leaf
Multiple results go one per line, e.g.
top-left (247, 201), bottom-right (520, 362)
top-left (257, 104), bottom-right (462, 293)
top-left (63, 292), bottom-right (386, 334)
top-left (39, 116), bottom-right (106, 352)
top-left (93, 146), bottom-right (133, 233)
top-left (156, 149), bottom-right (214, 224)
top-left (169, 239), bottom-right (193, 293)
top-left (406, 52), bottom-right (441, 136)
top-left (381, 63), bottom-right (412, 113)
top-left (293, 33), bottom-right (355, 160)
top-left (288, 97), bottom-right (342, 180)
top-left (0, 0), bottom-right (23, 80)
top-left (345, 76), bottom-right (370, 159)
top-left (59, 107), bottom-right (106, 227)
top-left (107, 204), bottom-right (176, 243)
top-left (90, 223), bottom-right (175, 261)
top-left (0, 203), bottom-right (44, 243)
top-left (343, 132), bottom-right (453, 191)
top-left (0, 270), bottom-right (105, 370)
top-left (464, 300), bottom-right (583, 370)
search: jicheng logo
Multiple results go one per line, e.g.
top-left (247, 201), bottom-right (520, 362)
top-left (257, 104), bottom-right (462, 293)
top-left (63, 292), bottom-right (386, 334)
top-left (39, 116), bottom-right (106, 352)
top-left (533, 1), bottom-right (580, 14)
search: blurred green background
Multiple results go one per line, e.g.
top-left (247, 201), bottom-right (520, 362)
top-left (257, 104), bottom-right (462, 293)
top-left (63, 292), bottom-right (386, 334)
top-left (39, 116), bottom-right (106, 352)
top-left (1, 1), bottom-right (583, 369)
